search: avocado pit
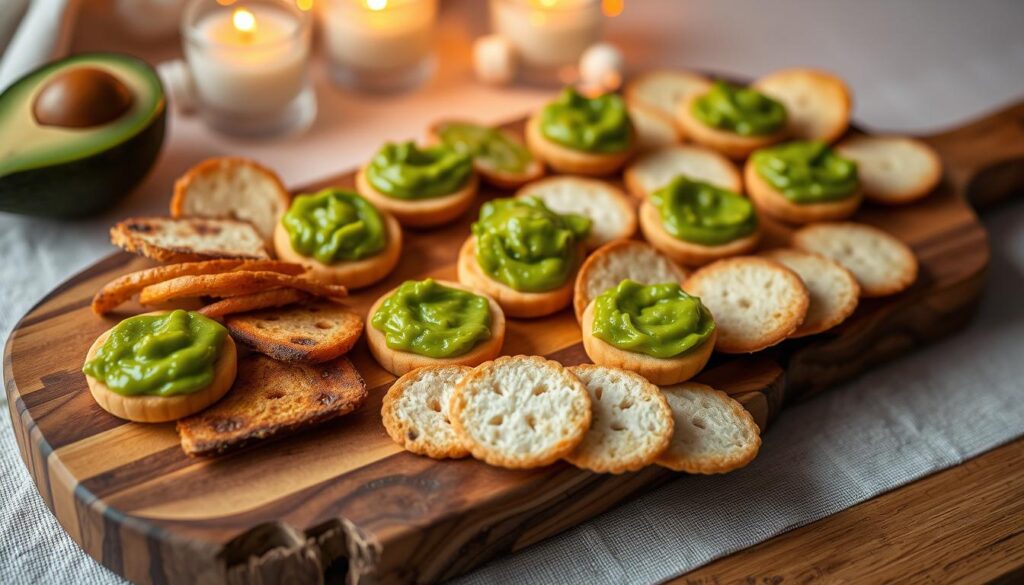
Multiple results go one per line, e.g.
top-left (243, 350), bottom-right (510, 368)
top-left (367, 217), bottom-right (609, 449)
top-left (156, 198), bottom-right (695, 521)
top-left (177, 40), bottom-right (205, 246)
top-left (32, 66), bottom-right (134, 128)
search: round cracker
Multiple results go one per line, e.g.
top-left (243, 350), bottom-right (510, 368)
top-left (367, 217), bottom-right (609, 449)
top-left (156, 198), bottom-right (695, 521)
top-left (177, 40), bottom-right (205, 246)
top-left (835, 135), bottom-right (942, 205)
top-left (753, 68), bottom-right (852, 143)
top-left (381, 365), bottom-right (472, 459)
top-left (449, 355), bottom-right (591, 469)
top-left (515, 176), bottom-right (636, 250)
top-left (624, 144), bottom-right (743, 198)
top-left (683, 256), bottom-right (809, 353)
top-left (628, 103), bottom-right (681, 151)
top-left (564, 364), bottom-right (674, 474)
top-left (355, 167), bottom-right (478, 228)
top-left (656, 382), bottom-right (761, 474)
top-left (525, 112), bottom-right (635, 176)
top-left (762, 248), bottom-right (860, 337)
top-left (791, 222), bottom-right (918, 297)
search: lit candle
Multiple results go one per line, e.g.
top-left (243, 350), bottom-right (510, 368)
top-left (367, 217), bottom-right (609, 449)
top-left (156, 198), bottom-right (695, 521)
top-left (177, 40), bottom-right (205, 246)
top-left (490, 0), bottom-right (604, 69)
top-left (319, 0), bottom-right (438, 91)
top-left (182, 0), bottom-right (314, 135)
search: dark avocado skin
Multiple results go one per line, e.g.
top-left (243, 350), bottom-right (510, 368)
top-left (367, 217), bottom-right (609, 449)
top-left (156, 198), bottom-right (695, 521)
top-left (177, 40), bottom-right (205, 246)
top-left (0, 53), bottom-right (166, 218)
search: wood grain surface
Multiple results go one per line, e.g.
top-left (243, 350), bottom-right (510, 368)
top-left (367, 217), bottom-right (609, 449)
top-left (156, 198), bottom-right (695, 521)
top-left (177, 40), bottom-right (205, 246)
top-left (673, 438), bottom-right (1024, 585)
top-left (6, 98), bottom-right (1022, 585)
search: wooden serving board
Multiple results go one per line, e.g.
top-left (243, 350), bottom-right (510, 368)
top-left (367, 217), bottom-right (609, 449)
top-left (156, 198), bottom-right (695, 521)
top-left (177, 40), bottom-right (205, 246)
top-left (6, 100), bottom-right (1024, 585)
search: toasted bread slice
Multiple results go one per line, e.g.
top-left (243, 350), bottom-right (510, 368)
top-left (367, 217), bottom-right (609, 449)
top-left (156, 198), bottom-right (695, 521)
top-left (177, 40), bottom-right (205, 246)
top-left (762, 248), bottom-right (860, 337)
top-left (656, 382), bottom-right (761, 474)
top-left (177, 354), bottom-right (367, 456)
top-left (226, 301), bottom-right (363, 363)
top-left (111, 216), bottom-right (270, 262)
top-left (835, 135), bottom-right (942, 205)
top-left (683, 257), bottom-right (809, 353)
top-left (638, 200), bottom-right (761, 267)
top-left (450, 355), bottom-right (591, 469)
top-left (92, 260), bottom-right (306, 315)
top-left (171, 157), bottom-right (291, 245)
top-left (792, 222), bottom-right (918, 297)
top-left (744, 156), bottom-right (863, 224)
top-left (624, 70), bottom-right (713, 131)
top-left (425, 119), bottom-right (545, 189)
top-left (355, 167), bottom-right (478, 228)
top-left (564, 364), bottom-right (674, 474)
top-left (515, 176), bottom-right (636, 250)
top-left (625, 144), bottom-right (743, 198)
top-left (628, 103), bottom-right (681, 152)
top-left (381, 365), bottom-right (471, 459)
top-left (138, 271), bottom-right (347, 306)
top-left (198, 289), bottom-right (311, 319)
top-left (676, 92), bottom-right (787, 160)
top-left (753, 68), bottom-right (852, 144)
top-left (573, 239), bottom-right (688, 322)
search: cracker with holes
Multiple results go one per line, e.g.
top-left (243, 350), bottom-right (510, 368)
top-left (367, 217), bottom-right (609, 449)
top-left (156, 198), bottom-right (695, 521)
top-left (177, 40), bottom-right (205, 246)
top-left (565, 364), bottom-right (674, 474)
top-left (449, 355), bottom-right (591, 469)
top-left (225, 301), bottom-right (363, 363)
top-left (763, 248), bottom-right (860, 337)
top-left (754, 68), bottom-right (852, 143)
top-left (624, 144), bottom-right (743, 199)
top-left (836, 135), bottom-right (942, 205)
top-left (515, 176), bottom-right (636, 250)
top-left (683, 257), bottom-right (809, 353)
top-left (574, 239), bottom-right (688, 322)
top-left (382, 365), bottom-right (471, 459)
top-left (656, 382), bottom-right (761, 474)
top-left (792, 222), bottom-right (918, 297)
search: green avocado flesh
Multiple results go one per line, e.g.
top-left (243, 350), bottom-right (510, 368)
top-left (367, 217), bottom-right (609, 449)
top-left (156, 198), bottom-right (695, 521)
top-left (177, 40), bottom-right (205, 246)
top-left (471, 196), bottom-right (591, 293)
top-left (0, 53), bottom-right (166, 217)
top-left (592, 279), bottom-right (716, 359)
top-left (82, 310), bottom-right (227, 397)
top-left (370, 279), bottom-right (492, 358)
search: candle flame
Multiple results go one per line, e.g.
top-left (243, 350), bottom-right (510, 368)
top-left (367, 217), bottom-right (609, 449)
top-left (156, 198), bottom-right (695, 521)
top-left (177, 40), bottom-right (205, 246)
top-left (233, 7), bottom-right (257, 33)
top-left (602, 0), bottom-right (624, 17)
top-left (296, 0), bottom-right (313, 10)
top-left (366, 0), bottom-right (387, 10)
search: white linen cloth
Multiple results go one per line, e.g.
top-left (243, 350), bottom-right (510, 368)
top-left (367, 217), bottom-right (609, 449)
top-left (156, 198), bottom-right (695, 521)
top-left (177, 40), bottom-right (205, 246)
top-left (2, 1), bottom-right (1024, 583)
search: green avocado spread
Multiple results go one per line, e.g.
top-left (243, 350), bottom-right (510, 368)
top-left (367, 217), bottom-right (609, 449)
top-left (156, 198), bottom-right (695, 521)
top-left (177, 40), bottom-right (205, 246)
top-left (471, 196), bottom-right (591, 292)
top-left (82, 310), bottom-right (227, 397)
top-left (751, 140), bottom-right (859, 203)
top-left (366, 141), bottom-right (473, 199)
top-left (651, 176), bottom-right (757, 246)
top-left (370, 279), bottom-right (492, 358)
top-left (435, 121), bottom-right (533, 173)
top-left (540, 87), bottom-right (632, 153)
top-left (282, 189), bottom-right (386, 264)
top-left (592, 280), bottom-right (715, 359)
top-left (691, 80), bottom-right (787, 136)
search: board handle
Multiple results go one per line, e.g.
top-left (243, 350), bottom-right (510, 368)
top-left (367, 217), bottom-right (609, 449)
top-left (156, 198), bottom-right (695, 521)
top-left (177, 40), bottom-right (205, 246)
top-left (922, 99), bottom-right (1024, 210)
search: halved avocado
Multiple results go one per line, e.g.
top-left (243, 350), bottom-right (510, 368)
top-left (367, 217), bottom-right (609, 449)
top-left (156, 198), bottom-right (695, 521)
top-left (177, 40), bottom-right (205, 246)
top-left (0, 53), bottom-right (166, 217)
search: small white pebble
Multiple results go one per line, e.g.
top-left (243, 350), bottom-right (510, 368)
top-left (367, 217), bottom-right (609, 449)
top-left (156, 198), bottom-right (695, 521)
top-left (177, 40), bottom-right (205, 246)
top-left (473, 34), bottom-right (519, 86)
top-left (579, 42), bottom-right (625, 92)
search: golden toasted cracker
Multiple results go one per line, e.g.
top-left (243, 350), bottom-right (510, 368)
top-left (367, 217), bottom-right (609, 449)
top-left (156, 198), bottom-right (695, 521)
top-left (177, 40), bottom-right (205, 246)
top-left (176, 354), bottom-right (367, 456)
top-left (92, 260), bottom-right (307, 315)
top-left (198, 288), bottom-right (311, 319)
top-left (138, 271), bottom-right (347, 306)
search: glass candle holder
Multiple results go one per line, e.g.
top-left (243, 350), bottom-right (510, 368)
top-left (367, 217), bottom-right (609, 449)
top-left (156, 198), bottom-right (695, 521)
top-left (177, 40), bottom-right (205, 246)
top-left (319, 0), bottom-right (438, 93)
top-left (490, 0), bottom-right (604, 84)
top-left (182, 0), bottom-right (316, 138)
